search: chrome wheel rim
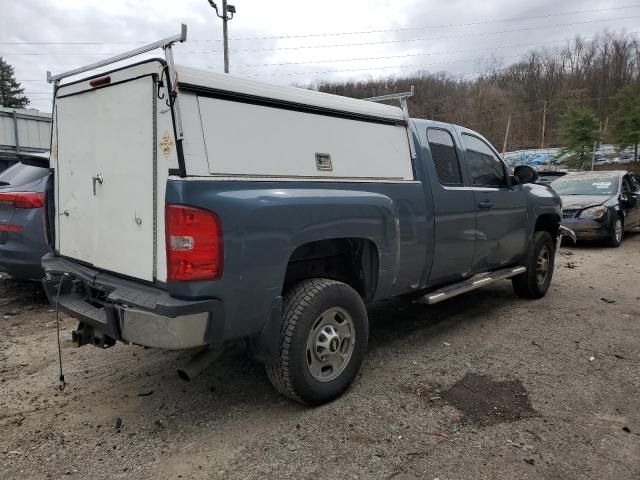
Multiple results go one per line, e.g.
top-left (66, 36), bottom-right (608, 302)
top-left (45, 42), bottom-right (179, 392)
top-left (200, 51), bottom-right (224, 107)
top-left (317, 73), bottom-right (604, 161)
top-left (615, 219), bottom-right (623, 243)
top-left (536, 245), bottom-right (550, 285)
top-left (306, 307), bottom-right (355, 383)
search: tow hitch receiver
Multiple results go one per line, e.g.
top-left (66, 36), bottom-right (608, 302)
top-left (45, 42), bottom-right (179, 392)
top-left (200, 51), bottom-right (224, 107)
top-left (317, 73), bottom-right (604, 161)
top-left (72, 323), bottom-right (116, 349)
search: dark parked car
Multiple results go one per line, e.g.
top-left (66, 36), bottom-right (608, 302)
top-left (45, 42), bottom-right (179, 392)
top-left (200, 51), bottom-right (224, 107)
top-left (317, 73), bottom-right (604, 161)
top-left (0, 162), bottom-right (50, 280)
top-left (552, 171), bottom-right (640, 247)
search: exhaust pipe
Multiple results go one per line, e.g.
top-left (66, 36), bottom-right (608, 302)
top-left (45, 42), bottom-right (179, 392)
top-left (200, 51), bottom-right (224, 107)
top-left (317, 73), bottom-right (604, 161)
top-left (177, 346), bottom-right (222, 382)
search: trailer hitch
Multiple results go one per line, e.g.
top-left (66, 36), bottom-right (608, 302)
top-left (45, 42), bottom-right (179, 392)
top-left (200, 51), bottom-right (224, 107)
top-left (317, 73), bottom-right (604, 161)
top-left (72, 323), bottom-right (115, 349)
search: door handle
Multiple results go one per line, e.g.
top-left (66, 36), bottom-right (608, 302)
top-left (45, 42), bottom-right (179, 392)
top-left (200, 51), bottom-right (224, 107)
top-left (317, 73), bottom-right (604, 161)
top-left (92, 173), bottom-right (104, 196)
top-left (478, 201), bottom-right (494, 210)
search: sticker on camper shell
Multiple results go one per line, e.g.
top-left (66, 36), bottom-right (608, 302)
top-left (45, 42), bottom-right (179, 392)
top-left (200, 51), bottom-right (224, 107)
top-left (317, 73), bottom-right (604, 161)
top-left (51, 144), bottom-right (58, 161)
top-left (159, 132), bottom-right (174, 158)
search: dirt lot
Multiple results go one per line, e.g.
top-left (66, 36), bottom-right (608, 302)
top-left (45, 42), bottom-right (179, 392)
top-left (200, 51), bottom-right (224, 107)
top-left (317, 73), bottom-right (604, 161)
top-left (1, 235), bottom-right (639, 480)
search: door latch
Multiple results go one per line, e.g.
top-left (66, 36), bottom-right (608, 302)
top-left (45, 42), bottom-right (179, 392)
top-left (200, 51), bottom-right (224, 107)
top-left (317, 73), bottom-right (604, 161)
top-left (92, 173), bottom-right (104, 195)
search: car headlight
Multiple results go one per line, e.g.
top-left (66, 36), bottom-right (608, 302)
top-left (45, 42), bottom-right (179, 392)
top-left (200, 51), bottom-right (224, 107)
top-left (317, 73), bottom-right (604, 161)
top-left (580, 207), bottom-right (607, 219)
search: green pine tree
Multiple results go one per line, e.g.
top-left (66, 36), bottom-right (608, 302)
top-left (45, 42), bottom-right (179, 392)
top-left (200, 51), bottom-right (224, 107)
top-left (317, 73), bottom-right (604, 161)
top-left (559, 106), bottom-right (600, 169)
top-left (611, 82), bottom-right (640, 162)
top-left (0, 57), bottom-right (29, 108)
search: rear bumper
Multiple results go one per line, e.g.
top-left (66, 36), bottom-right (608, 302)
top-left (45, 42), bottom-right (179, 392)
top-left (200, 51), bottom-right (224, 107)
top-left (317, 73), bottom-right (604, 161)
top-left (42, 254), bottom-right (225, 350)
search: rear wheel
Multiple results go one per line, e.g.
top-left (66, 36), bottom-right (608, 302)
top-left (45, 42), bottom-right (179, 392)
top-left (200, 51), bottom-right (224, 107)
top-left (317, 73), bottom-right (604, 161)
top-left (607, 215), bottom-right (623, 247)
top-left (265, 278), bottom-right (368, 406)
top-left (512, 231), bottom-right (555, 299)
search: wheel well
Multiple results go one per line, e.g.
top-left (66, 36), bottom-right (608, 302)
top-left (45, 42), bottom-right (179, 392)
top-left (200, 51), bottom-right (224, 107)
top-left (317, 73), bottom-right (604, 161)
top-left (534, 213), bottom-right (561, 238)
top-left (283, 238), bottom-right (379, 302)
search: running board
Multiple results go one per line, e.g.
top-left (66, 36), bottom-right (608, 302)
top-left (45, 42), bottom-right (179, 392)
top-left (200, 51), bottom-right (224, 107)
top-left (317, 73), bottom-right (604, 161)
top-left (416, 266), bottom-right (526, 305)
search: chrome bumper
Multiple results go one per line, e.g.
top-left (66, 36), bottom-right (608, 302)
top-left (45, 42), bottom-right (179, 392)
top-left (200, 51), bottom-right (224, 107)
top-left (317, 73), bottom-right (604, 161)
top-left (558, 225), bottom-right (576, 248)
top-left (42, 254), bottom-right (224, 351)
top-left (119, 309), bottom-right (210, 350)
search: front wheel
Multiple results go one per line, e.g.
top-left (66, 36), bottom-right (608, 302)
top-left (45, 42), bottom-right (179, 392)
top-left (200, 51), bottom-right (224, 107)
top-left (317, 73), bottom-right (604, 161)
top-left (265, 278), bottom-right (369, 406)
top-left (512, 231), bottom-right (555, 299)
top-left (607, 215), bottom-right (623, 247)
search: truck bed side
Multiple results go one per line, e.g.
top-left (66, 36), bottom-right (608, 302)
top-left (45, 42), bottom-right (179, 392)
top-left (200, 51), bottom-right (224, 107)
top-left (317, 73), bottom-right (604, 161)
top-left (164, 178), bottom-right (432, 340)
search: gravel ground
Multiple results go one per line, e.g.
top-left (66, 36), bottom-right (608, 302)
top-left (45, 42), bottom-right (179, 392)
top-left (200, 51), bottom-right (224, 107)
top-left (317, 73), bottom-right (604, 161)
top-left (1, 234), bottom-right (639, 480)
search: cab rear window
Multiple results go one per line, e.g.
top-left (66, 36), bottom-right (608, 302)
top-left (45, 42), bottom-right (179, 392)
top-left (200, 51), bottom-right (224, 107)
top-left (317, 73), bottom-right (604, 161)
top-left (427, 129), bottom-right (463, 186)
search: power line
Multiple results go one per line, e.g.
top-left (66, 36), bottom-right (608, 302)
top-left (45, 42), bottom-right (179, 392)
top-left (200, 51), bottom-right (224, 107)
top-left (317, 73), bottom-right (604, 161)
top-left (219, 32), bottom-right (640, 69)
top-left (1, 4), bottom-right (638, 45)
top-left (222, 16), bottom-right (640, 53)
top-left (3, 15), bottom-right (639, 57)
top-left (220, 5), bottom-right (640, 41)
top-left (244, 58), bottom-right (518, 78)
top-left (16, 30), bottom-right (640, 83)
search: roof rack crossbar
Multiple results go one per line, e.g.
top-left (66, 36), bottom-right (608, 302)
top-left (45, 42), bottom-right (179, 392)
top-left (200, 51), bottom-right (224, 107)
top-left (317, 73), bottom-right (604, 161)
top-left (46, 24), bottom-right (187, 83)
top-left (364, 86), bottom-right (415, 104)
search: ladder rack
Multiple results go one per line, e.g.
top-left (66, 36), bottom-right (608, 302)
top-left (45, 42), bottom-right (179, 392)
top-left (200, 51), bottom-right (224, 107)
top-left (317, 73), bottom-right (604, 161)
top-left (364, 86), bottom-right (415, 118)
top-left (46, 24), bottom-right (188, 139)
top-left (46, 24), bottom-right (187, 83)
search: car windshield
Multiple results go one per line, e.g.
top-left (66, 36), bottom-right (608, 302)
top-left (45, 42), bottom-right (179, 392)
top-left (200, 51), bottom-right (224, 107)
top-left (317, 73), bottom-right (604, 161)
top-left (551, 174), bottom-right (619, 196)
top-left (0, 163), bottom-right (48, 187)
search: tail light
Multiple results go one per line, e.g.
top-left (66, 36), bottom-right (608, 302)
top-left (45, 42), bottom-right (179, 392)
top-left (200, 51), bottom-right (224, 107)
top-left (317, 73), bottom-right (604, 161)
top-left (165, 204), bottom-right (223, 281)
top-left (0, 192), bottom-right (45, 209)
top-left (0, 224), bottom-right (23, 232)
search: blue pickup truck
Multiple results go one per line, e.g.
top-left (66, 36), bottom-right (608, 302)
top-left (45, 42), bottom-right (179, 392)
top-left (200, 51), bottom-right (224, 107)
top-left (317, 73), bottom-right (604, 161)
top-left (40, 37), bottom-right (565, 406)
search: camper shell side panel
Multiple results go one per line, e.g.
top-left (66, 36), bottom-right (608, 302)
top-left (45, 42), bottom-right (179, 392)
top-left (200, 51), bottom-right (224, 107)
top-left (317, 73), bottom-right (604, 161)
top-left (175, 66), bottom-right (414, 180)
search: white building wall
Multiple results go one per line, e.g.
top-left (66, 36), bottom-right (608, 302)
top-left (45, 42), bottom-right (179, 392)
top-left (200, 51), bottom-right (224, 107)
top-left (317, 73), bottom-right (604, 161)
top-left (0, 107), bottom-right (51, 151)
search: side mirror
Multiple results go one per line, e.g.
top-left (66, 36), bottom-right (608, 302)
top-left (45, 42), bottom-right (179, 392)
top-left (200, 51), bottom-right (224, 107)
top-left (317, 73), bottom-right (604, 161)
top-left (621, 194), bottom-right (637, 208)
top-left (513, 165), bottom-right (539, 184)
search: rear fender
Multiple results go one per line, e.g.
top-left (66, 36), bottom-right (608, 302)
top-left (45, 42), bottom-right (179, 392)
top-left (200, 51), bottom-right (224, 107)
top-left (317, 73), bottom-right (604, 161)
top-left (165, 181), bottom-right (401, 339)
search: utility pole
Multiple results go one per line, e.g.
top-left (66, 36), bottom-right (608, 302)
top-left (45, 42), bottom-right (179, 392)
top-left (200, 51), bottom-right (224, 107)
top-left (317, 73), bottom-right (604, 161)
top-left (208, 0), bottom-right (236, 73)
top-left (590, 116), bottom-right (609, 171)
top-left (502, 114), bottom-right (512, 154)
top-left (591, 119), bottom-right (605, 171)
top-left (540, 100), bottom-right (547, 149)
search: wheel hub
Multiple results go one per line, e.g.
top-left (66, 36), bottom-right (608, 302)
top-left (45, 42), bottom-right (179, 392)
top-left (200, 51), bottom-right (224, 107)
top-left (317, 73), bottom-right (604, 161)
top-left (536, 245), bottom-right (550, 284)
top-left (306, 307), bottom-right (355, 382)
top-left (315, 325), bottom-right (341, 358)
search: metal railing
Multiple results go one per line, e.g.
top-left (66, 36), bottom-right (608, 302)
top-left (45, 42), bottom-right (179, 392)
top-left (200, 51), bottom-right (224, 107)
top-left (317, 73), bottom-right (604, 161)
top-left (46, 24), bottom-right (188, 139)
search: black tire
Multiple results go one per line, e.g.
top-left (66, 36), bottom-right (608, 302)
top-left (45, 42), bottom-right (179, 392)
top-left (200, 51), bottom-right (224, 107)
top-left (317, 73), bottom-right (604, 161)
top-left (606, 215), bottom-right (624, 248)
top-left (265, 278), bottom-right (368, 406)
top-left (512, 231), bottom-right (555, 299)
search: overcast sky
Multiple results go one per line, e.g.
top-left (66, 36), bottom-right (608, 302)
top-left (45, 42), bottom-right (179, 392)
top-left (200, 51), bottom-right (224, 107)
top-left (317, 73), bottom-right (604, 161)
top-left (1, 0), bottom-right (638, 112)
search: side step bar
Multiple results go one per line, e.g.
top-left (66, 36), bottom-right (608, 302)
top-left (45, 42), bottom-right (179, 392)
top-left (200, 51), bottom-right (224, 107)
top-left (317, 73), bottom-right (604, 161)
top-left (416, 266), bottom-right (526, 305)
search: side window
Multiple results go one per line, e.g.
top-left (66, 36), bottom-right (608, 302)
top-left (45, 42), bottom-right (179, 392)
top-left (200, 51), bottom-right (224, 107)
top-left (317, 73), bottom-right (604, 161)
top-left (622, 176), bottom-right (632, 194)
top-left (632, 176), bottom-right (640, 192)
top-left (461, 134), bottom-right (508, 187)
top-left (426, 129), bottom-right (463, 185)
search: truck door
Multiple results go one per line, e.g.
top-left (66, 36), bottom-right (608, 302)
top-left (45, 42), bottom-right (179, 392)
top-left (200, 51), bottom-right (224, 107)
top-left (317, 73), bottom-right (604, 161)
top-left (422, 127), bottom-right (476, 286)
top-left (458, 131), bottom-right (528, 272)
